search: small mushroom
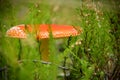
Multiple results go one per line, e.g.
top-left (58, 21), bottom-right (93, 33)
top-left (6, 24), bottom-right (82, 62)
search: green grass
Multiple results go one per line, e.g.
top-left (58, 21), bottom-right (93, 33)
top-left (0, 0), bottom-right (120, 80)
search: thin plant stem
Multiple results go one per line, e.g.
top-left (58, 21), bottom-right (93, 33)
top-left (18, 39), bottom-right (22, 60)
top-left (4, 66), bottom-right (7, 80)
top-left (63, 57), bottom-right (68, 80)
top-left (37, 40), bottom-right (41, 60)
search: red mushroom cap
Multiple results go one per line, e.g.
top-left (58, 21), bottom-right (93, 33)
top-left (36, 24), bottom-right (81, 39)
top-left (6, 24), bottom-right (82, 39)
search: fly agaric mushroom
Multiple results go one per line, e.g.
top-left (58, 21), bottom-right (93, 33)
top-left (6, 24), bottom-right (82, 61)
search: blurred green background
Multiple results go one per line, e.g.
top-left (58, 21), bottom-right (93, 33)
top-left (0, 0), bottom-right (120, 80)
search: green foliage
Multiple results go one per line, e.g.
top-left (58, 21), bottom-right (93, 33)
top-left (24, 1), bottom-right (51, 24)
top-left (65, 1), bottom-right (120, 80)
top-left (0, 0), bottom-right (120, 80)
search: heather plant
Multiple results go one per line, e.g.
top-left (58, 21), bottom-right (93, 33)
top-left (65, 1), bottom-right (120, 80)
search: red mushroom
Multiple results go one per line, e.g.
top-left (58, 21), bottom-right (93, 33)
top-left (6, 24), bottom-right (82, 61)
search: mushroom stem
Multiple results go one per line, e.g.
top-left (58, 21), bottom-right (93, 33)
top-left (40, 39), bottom-right (49, 61)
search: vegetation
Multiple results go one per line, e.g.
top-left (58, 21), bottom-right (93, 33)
top-left (0, 0), bottom-right (120, 80)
